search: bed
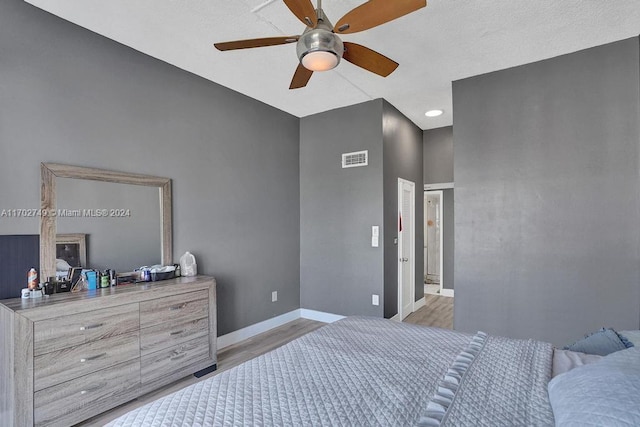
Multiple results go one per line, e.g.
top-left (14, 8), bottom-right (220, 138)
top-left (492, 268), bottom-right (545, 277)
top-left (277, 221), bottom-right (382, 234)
top-left (107, 317), bottom-right (640, 427)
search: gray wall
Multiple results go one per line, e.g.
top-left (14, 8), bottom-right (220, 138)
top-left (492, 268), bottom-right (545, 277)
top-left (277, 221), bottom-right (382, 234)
top-left (382, 101), bottom-right (424, 318)
top-left (0, 0), bottom-right (300, 335)
top-left (453, 37), bottom-right (640, 346)
top-left (423, 127), bottom-right (454, 184)
top-left (300, 100), bottom-right (385, 316)
top-left (424, 127), bottom-right (454, 291)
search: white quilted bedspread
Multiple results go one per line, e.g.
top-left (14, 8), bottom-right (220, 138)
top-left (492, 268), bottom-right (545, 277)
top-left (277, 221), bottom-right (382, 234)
top-left (108, 317), bottom-right (554, 427)
top-left (108, 317), bottom-right (470, 426)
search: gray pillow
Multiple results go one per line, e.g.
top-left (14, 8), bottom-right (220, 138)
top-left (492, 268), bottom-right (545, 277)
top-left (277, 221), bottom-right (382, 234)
top-left (548, 347), bottom-right (640, 426)
top-left (564, 328), bottom-right (631, 356)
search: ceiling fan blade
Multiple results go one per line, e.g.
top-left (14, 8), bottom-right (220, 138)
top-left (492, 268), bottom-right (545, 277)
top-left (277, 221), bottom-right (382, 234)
top-left (334, 0), bottom-right (426, 34)
top-left (283, 0), bottom-right (317, 28)
top-left (290, 63), bottom-right (313, 89)
top-left (214, 36), bottom-right (299, 51)
top-left (342, 42), bottom-right (399, 77)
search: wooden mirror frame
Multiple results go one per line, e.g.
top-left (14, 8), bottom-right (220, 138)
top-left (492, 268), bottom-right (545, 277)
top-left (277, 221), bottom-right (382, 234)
top-left (40, 163), bottom-right (172, 280)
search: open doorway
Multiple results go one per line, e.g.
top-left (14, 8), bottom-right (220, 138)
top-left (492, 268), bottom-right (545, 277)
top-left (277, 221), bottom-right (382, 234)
top-left (424, 191), bottom-right (443, 296)
top-left (401, 187), bottom-right (453, 330)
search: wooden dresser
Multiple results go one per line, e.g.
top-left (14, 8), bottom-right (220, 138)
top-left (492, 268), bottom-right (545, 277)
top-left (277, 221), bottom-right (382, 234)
top-left (0, 275), bottom-right (216, 427)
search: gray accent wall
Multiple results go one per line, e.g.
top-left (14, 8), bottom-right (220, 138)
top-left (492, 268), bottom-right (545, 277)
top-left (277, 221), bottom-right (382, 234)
top-left (382, 101), bottom-right (424, 318)
top-left (423, 127), bottom-right (454, 184)
top-left (453, 37), bottom-right (640, 346)
top-left (300, 100), bottom-right (385, 317)
top-left (0, 0), bottom-right (300, 335)
top-left (424, 127), bottom-right (455, 291)
top-left (300, 100), bottom-right (423, 319)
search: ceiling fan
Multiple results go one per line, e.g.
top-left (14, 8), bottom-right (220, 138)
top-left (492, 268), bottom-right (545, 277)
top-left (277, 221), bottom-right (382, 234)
top-left (214, 0), bottom-right (427, 89)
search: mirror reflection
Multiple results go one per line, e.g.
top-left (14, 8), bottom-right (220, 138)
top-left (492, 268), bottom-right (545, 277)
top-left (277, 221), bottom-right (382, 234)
top-left (56, 178), bottom-right (161, 272)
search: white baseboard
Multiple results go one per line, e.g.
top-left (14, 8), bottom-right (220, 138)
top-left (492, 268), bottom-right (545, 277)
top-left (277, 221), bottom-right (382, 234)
top-left (217, 308), bottom-right (346, 349)
top-left (300, 309), bottom-right (345, 323)
top-left (441, 289), bottom-right (454, 298)
top-left (217, 309), bottom-right (301, 349)
top-left (391, 297), bottom-right (425, 322)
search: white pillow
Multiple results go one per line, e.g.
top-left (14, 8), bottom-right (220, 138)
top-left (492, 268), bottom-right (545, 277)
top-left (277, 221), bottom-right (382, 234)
top-left (552, 349), bottom-right (602, 378)
top-left (548, 347), bottom-right (640, 426)
top-left (619, 330), bottom-right (640, 347)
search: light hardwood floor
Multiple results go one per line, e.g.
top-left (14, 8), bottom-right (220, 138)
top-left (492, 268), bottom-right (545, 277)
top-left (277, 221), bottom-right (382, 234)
top-left (79, 297), bottom-right (453, 426)
top-left (404, 294), bottom-right (454, 329)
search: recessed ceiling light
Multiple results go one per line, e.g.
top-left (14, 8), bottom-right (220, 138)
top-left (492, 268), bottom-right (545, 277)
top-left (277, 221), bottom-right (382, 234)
top-left (425, 109), bottom-right (443, 117)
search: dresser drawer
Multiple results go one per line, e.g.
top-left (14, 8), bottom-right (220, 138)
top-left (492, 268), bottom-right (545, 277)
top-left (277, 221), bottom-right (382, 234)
top-left (141, 335), bottom-right (210, 384)
top-left (140, 316), bottom-right (209, 356)
top-left (34, 360), bottom-right (141, 427)
top-left (139, 290), bottom-right (208, 328)
top-left (34, 331), bottom-right (140, 391)
top-left (33, 303), bottom-right (139, 356)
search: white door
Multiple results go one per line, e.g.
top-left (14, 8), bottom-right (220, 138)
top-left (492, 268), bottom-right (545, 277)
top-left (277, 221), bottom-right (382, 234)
top-left (398, 178), bottom-right (416, 320)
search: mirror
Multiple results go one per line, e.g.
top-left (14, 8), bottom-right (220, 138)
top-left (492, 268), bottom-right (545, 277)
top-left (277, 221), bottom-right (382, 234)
top-left (56, 178), bottom-right (161, 272)
top-left (40, 163), bottom-right (172, 280)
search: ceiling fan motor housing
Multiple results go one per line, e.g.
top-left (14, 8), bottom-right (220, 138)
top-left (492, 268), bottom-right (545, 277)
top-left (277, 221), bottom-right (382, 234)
top-left (297, 28), bottom-right (344, 71)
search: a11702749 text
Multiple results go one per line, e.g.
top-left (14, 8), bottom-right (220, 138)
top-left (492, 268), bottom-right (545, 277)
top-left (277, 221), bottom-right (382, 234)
top-left (0, 208), bottom-right (132, 218)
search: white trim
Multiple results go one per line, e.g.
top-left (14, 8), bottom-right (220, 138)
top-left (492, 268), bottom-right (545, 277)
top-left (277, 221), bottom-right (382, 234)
top-left (300, 309), bottom-right (345, 323)
top-left (423, 182), bottom-right (454, 191)
top-left (217, 309), bottom-right (348, 349)
top-left (398, 178), bottom-right (416, 320)
top-left (217, 309), bottom-right (301, 349)
top-left (414, 296), bottom-right (426, 310)
top-left (390, 313), bottom-right (400, 321)
top-left (441, 289), bottom-right (455, 298)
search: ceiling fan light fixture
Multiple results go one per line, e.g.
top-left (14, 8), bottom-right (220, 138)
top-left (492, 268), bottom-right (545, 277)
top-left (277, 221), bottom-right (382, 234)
top-left (301, 51), bottom-right (339, 71)
top-left (297, 28), bottom-right (344, 72)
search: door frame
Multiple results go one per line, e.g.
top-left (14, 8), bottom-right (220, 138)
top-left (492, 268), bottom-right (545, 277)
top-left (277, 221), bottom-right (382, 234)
top-left (424, 183), bottom-right (454, 297)
top-left (424, 190), bottom-right (444, 295)
top-left (397, 178), bottom-right (416, 320)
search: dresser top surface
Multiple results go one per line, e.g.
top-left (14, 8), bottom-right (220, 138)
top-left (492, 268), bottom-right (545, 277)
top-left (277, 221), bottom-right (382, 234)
top-left (0, 275), bottom-right (215, 318)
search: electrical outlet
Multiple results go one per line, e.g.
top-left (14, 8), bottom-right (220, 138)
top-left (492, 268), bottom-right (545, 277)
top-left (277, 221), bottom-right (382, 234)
top-left (372, 294), bottom-right (379, 306)
top-left (272, 291), bottom-right (278, 302)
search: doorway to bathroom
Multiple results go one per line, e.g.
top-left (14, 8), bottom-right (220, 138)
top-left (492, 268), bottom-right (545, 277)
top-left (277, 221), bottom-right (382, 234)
top-left (424, 190), bottom-right (443, 296)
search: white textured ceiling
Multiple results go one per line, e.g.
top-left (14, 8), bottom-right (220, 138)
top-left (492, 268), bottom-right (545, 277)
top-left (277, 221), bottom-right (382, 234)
top-left (24, 0), bottom-right (640, 130)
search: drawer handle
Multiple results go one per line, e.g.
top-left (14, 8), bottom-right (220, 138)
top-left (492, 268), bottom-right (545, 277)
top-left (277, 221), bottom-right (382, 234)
top-left (170, 353), bottom-right (187, 361)
top-left (170, 330), bottom-right (185, 336)
top-left (169, 303), bottom-right (187, 311)
top-left (79, 382), bottom-right (105, 395)
top-left (80, 353), bottom-right (107, 363)
top-left (80, 323), bottom-right (104, 331)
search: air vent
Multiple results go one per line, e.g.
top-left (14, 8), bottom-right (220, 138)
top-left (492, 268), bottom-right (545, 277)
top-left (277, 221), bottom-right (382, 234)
top-left (342, 150), bottom-right (368, 168)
